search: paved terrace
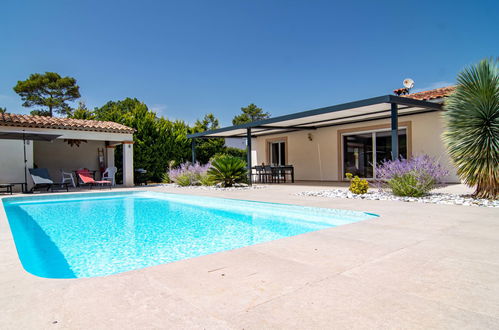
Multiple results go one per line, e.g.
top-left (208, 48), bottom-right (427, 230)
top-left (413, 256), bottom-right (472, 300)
top-left (1, 183), bottom-right (498, 329)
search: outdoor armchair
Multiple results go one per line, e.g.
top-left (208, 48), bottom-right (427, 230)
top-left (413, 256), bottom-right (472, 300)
top-left (61, 170), bottom-right (76, 188)
top-left (101, 166), bottom-right (117, 186)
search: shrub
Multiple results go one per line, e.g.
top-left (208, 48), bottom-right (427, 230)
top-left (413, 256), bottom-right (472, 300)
top-left (169, 162), bottom-right (211, 186)
top-left (175, 173), bottom-right (193, 186)
top-left (443, 58), bottom-right (499, 199)
top-left (207, 155), bottom-right (247, 187)
top-left (224, 147), bottom-right (247, 161)
top-left (161, 172), bottom-right (171, 183)
top-left (345, 173), bottom-right (369, 194)
top-left (376, 155), bottom-right (448, 197)
top-left (199, 173), bottom-right (216, 186)
top-left (213, 147), bottom-right (247, 162)
top-left (161, 160), bottom-right (177, 183)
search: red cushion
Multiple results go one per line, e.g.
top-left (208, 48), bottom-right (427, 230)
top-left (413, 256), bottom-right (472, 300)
top-left (77, 171), bottom-right (95, 183)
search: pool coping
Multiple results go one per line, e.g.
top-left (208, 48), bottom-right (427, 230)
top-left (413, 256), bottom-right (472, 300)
top-left (1, 189), bottom-right (377, 279)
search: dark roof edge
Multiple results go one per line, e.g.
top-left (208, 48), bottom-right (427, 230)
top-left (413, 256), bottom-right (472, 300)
top-left (188, 95), bottom-right (442, 138)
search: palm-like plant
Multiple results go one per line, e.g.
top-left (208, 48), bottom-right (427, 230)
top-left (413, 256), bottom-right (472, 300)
top-left (207, 155), bottom-right (248, 187)
top-left (443, 58), bottom-right (499, 199)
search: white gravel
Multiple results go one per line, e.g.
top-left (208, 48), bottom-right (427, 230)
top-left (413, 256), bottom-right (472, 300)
top-left (161, 183), bottom-right (266, 191)
top-left (297, 189), bottom-right (498, 208)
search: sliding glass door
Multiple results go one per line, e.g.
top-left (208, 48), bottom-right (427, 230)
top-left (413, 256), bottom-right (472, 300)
top-left (269, 141), bottom-right (286, 166)
top-left (342, 129), bottom-right (407, 179)
top-left (343, 133), bottom-right (373, 178)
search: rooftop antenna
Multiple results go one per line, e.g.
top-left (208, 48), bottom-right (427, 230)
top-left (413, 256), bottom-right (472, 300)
top-left (403, 78), bottom-right (415, 90)
top-left (394, 78), bottom-right (415, 95)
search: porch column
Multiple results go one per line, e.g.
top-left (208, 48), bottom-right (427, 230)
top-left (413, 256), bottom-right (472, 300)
top-left (105, 145), bottom-right (115, 168)
top-left (24, 139), bottom-right (34, 192)
top-left (191, 139), bottom-right (196, 163)
top-left (391, 103), bottom-right (399, 160)
top-left (246, 128), bottom-right (252, 186)
top-left (122, 141), bottom-right (134, 187)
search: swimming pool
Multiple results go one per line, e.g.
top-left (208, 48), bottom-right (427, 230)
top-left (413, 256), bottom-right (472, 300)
top-left (2, 191), bottom-right (376, 278)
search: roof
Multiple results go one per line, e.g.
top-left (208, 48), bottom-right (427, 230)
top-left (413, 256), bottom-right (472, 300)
top-left (0, 113), bottom-right (135, 134)
top-left (188, 95), bottom-right (442, 139)
top-left (403, 86), bottom-right (456, 101)
top-left (0, 130), bottom-right (61, 141)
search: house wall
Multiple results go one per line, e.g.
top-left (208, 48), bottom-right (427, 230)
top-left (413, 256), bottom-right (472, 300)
top-left (254, 111), bottom-right (459, 183)
top-left (0, 139), bottom-right (34, 191)
top-left (225, 137), bottom-right (246, 150)
top-left (34, 140), bottom-right (106, 182)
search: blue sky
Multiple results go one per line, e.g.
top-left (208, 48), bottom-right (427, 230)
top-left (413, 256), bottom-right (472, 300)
top-left (1, 0), bottom-right (498, 125)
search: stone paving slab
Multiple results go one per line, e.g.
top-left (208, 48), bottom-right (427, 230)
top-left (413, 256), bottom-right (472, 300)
top-left (0, 184), bottom-right (498, 329)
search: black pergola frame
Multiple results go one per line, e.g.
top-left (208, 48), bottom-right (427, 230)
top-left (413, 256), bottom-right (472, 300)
top-left (187, 95), bottom-right (442, 185)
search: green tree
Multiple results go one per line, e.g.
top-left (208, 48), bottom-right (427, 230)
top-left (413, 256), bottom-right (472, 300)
top-left (0, 107), bottom-right (6, 114)
top-left (94, 98), bottom-right (191, 182)
top-left (68, 101), bottom-right (95, 120)
top-left (443, 58), bottom-right (499, 199)
top-left (191, 113), bottom-right (226, 163)
top-left (13, 72), bottom-right (80, 117)
top-left (194, 113), bottom-right (219, 131)
top-left (232, 103), bottom-right (270, 125)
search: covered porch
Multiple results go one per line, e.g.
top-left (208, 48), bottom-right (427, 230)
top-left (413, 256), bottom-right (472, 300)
top-left (188, 95), bottom-right (453, 184)
top-left (0, 114), bottom-right (135, 192)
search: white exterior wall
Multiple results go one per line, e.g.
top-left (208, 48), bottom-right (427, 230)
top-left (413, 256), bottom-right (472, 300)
top-left (254, 111), bottom-right (459, 183)
top-left (225, 137), bottom-right (246, 150)
top-left (0, 139), bottom-right (34, 191)
top-left (122, 143), bottom-right (134, 186)
top-left (33, 140), bottom-right (106, 182)
top-left (106, 146), bottom-right (115, 169)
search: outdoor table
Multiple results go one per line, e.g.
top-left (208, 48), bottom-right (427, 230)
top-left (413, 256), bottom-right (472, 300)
top-left (252, 166), bottom-right (294, 183)
top-left (0, 182), bottom-right (28, 194)
top-left (0, 184), bottom-right (14, 194)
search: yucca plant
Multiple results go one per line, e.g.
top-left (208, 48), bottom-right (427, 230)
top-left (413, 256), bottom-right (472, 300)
top-left (207, 155), bottom-right (248, 187)
top-left (443, 58), bottom-right (499, 199)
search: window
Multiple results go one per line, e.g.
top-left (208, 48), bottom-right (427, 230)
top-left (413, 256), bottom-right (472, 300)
top-left (342, 129), bottom-right (407, 178)
top-left (269, 141), bottom-right (286, 166)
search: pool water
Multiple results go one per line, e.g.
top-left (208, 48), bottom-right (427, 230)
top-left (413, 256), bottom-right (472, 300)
top-left (2, 191), bottom-right (376, 278)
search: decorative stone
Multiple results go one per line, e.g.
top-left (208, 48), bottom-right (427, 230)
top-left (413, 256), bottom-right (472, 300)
top-left (161, 183), bottom-right (266, 191)
top-left (296, 189), bottom-right (498, 208)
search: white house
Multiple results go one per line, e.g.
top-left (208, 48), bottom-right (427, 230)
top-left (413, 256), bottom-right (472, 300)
top-left (224, 137), bottom-right (246, 150)
top-left (0, 113), bottom-right (135, 191)
top-left (189, 86), bottom-right (460, 184)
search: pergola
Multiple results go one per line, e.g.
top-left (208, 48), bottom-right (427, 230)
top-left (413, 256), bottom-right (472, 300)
top-left (187, 95), bottom-right (442, 185)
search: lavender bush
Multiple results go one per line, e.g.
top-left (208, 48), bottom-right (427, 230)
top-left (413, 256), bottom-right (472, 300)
top-left (168, 162), bottom-right (212, 186)
top-left (376, 155), bottom-right (448, 197)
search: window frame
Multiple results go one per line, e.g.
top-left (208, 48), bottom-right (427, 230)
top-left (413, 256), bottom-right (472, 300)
top-left (338, 121), bottom-right (412, 180)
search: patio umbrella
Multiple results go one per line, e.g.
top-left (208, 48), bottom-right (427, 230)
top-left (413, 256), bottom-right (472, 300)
top-left (0, 130), bottom-right (61, 192)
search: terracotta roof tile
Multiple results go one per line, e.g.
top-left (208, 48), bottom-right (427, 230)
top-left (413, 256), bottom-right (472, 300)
top-left (0, 113), bottom-right (135, 134)
top-left (402, 86), bottom-right (456, 101)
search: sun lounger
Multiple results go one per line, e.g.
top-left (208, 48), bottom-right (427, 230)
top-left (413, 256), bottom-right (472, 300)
top-left (29, 168), bottom-right (69, 192)
top-left (76, 170), bottom-right (112, 189)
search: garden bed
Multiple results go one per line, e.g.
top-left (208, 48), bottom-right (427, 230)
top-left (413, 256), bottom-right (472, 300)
top-left (297, 189), bottom-right (498, 208)
top-left (161, 183), bottom-right (266, 191)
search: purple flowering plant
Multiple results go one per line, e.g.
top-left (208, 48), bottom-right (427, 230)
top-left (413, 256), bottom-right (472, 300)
top-left (376, 155), bottom-right (448, 197)
top-left (168, 161), bottom-right (212, 186)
